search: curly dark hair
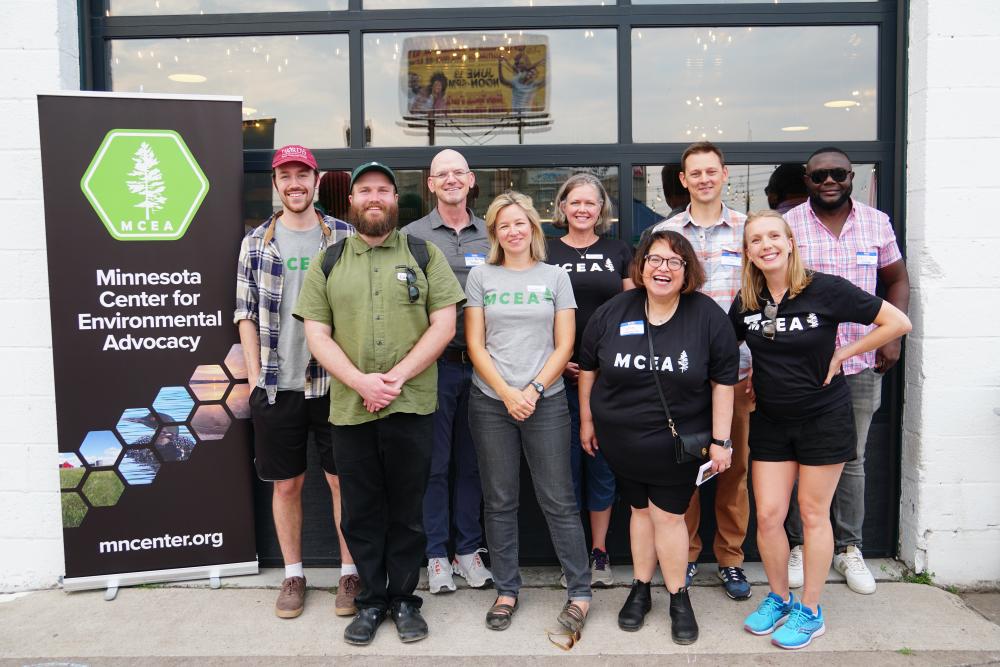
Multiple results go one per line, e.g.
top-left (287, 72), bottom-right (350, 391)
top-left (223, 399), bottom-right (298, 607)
top-left (630, 229), bottom-right (705, 294)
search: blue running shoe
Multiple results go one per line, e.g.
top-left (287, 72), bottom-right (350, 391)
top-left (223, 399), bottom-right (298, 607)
top-left (743, 591), bottom-right (793, 635)
top-left (771, 602), bottom-right (825, 649)
top-left (719, 566), bottom-right (752, 600)
top-left (685, 562), bottom-right (698, 588)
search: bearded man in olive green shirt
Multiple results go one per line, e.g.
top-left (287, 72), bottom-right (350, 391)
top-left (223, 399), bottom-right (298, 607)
top-left (294, 161), bottom-right (464, 647)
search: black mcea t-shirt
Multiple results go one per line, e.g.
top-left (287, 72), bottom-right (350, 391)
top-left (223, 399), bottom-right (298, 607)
top-left (546, 237), bottom-right (634, 361)
top-left (728, 271), bottom-right (883, 420)
top-left (579, 289), bottom-right (739, 484)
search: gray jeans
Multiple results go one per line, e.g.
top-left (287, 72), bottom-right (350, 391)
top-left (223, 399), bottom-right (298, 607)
top-left (787, 368), bottom-right (883, 551)
top-left (468, 385), bottom-right (592, 601)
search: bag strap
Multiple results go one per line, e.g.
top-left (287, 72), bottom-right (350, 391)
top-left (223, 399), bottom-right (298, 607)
top-left (324, 234), bottom-right (430, 278)
top-left (321, 238), bottom-right (347, 278)
top-left (646, 306), bottom-right (679, 439)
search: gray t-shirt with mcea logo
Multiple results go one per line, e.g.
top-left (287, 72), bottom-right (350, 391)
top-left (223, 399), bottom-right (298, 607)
top-left (464, 261), bottom-right (576, 400)
top-left (274, 220), bottom-right (323, 392)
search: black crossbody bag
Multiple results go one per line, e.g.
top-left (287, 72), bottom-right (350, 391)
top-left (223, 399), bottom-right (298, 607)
top-left (646, 320), bottom-right (712, 464)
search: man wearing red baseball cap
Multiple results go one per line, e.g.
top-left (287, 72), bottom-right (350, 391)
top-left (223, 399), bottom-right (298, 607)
top-left (234, 145), bottom-right (358, 620)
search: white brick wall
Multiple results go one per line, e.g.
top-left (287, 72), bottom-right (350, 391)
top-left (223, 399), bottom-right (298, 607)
top-left (0, 0), bottom-right (78, 592)
top-left (901, 0), bottom-right (1000, 587)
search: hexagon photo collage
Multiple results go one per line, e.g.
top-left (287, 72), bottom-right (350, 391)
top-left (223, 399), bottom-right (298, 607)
top-left (59, 343), bottom-right (250, 528)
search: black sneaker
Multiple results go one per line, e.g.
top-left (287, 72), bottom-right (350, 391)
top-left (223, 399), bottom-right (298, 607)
top-left (685, 562), bottom-right (698, 588)
top-left (718, 566), bottom-right (752, 601)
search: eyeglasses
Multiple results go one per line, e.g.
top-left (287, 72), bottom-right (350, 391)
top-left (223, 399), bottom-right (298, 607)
top-left (430, 169), bottom-right (471, 181)
top-left (762, 300), bottom-right (778, 340)
top-left (645, 254), bottom-right (686, 271)
top-left (807, 168), bottom-right (852, 185)
top-left (399, 266), bottom-right (419, 303)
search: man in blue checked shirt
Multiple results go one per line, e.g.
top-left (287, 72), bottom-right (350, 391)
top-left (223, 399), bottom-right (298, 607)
top-left (234, 145), bottom-right (358, 621)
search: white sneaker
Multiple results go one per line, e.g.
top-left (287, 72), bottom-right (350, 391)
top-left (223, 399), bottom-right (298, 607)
top-left (590, 548), bottom-right (614, 588)
top-left (427, 557), bottom-right (456, 594)
top-left (788, 545), bottom-right (804, 589)
top-left (833, 545), bottom-right (877, 595)
top-left (453, 549), bottom-right (494, 589)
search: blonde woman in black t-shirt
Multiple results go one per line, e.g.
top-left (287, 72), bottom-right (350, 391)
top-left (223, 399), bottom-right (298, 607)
top-left (731, 211), bottom-right (910, 650)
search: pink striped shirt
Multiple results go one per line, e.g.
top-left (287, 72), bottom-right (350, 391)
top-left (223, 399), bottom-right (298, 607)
top-left (785, 199), bottom-right (903, 375)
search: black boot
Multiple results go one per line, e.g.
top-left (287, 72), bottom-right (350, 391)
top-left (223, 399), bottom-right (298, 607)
top-left (390, 600), bottom-right (429, 643)
top-left (669, 587), bottom-right (699, 645)
top-left (618, 579), bottom-right (652, 632)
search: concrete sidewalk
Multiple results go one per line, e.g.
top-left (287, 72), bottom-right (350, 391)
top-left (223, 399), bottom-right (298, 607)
top-left (2, 566), bottom-right (999, 666)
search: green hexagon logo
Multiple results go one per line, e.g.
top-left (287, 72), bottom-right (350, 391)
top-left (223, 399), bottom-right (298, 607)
top-left (81, 129), bottom-right (209, 241)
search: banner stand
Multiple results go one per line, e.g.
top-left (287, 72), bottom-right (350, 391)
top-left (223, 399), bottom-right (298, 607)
top-left (63, 560), bottom-right (259, 598)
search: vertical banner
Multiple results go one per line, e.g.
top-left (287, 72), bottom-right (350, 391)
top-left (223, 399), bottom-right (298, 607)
top-left (38, 92), bottom-right (258, 591)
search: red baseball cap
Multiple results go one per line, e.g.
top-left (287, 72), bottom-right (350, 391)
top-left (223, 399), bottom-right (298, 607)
top-left (271, 145), bottom-right (318, 170)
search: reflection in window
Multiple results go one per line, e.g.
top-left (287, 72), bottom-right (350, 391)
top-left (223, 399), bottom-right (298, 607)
top-left (632, 163), bottom-right (877, 243)
top-left (632, 26), bottom-right (877, 143)
top-left (367, 0), bottom-right (603, 6)
top-left (109, 35), bottom-right (350, 149)
top-left (364, 30), bottom-right (616, 147)
top-left (108, 0), bottom-right (346, 14)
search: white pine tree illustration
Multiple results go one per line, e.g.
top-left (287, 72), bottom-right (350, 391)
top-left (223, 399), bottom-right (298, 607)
top-left (604, 258), bottom-right (614, 272)
top-left (126, 142), bottom-right (167, 220)
top-left (678, 350), bottom-right (689, 373)
top-left (807, 313), bottom-right (820, 328)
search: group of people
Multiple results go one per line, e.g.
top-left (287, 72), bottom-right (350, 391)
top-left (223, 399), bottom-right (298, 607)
top-left (234, 139), bottom-right (911, 650)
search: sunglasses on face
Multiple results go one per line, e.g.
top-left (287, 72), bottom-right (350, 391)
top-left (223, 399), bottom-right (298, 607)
top-left (399, 266), bottom-right (419, 303)
top-left (762, 300), bottom-right (778, 341)
top-left (645, 255), bottom-right (686, 271)
top-left (807, 168), bottom-right (852, 185)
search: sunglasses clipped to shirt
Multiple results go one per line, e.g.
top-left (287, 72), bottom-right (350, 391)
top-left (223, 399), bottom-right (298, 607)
top-left (807, 168), bottom-right (852, 185)
top-left (762, 300), bottom-right (778, 341)
top-left (398, 266), bottom-right (419, 303)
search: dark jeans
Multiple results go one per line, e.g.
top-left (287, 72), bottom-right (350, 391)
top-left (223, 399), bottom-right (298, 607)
top-left (566, 385), bottom-right (616, 513)
top-left (786, 369), bottom-right (882, 551)
top-left (468, 385), bottom-right (591, 601)
top-left (423, 358), bottom-right (485, 558)
top-left (331, 412), bottom-right (433, 611)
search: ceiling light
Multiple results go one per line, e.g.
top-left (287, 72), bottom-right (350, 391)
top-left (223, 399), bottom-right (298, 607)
top-left (781, 125), bottom-right (810, 132)
top-left (168, 73), bottom-right (206, 83)
top-left (824, 100), bottom-right (860, 108)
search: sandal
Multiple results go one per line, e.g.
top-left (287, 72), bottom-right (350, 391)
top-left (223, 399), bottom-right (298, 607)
top-left (486, 596), bottom-right (518, 631)
top-left (557, 600), bottom-right (588, 633)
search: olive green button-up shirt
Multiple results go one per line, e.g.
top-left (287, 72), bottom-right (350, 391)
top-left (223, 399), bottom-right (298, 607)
top-left (293, 229), bottom-right (465, 426)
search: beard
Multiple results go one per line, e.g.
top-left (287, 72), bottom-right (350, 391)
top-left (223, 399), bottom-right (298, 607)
top-left (350, 201), bottom-right (399, 237)
top-left (810, 182), bottom-right (853, 211)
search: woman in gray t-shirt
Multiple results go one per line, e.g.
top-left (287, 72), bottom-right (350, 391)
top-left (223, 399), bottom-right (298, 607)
top-left (465, 191), bottom-right (592, 635)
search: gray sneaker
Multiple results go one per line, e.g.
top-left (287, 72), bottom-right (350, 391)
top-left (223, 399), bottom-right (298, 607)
top-left (427, 556), bottom-right (456, 594)
top-left (453, 549), bottom-right (493, 589)
top-left (275, 576), bottom-right (305, 618)
top-left (590, 548), bottom-right (614, 587)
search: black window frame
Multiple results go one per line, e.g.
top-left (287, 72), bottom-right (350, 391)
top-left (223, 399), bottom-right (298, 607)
top-left (80, 0), bottom-right (908, 557)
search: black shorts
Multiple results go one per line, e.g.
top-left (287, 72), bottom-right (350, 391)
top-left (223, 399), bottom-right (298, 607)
top-left (615, 475), bottom-right (696, 515)
top-left (749, 401), bottom-right (856, 466)
top-left (250, 388), bottom-right (335, 481)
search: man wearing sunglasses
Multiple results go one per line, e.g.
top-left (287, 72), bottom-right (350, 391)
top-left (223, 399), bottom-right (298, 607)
top-left (294, 162), bottom-right (466, 646)
top-left (650, 141), bottom-right (754, 603)
top-left (783, 147), bottom-right (910, 596)
top-left (403, 149), bottom-right (493, 595)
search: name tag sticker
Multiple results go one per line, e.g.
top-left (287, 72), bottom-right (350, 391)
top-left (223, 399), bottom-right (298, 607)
top-left (464, 253), bottom-right (486, 267)
top-left (526, 284), bottom-right (547, 293)
top-left (720, 250), bottom-right (742, 267)
top-left (396, 272), bottom-right (408, 281)
top-left (744, 313), bottom-right (762, 324)
top-left (619, 320), bottom-right (644, 336)
top-left (856, 250), bottom-right (878, 266)
top-left (585, 253), bottom-right (604, 260)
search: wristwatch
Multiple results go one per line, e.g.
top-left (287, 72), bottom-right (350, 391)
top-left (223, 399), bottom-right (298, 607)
top-left (529, 380), bottom-right (545, 397)
top-left (711, 438), bottom-right (733, 450)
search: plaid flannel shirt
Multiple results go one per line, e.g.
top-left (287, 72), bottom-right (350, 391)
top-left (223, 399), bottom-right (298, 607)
top-left (786, 198), bottom-right (903, 375)
top-left (653, 203), bottom-right (751, 376)
top-left (234, 211), bottom-right (355, 404)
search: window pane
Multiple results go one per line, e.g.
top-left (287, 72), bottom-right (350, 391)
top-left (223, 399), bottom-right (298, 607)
top-left (632, 163), bottom-right (878, 243)
top-left (364, 30), bottom-right (617, 147)
top-left (108, 0), bottom-right (346, 15)
top-left (367, 0), bottom-right (603, 6)
top-left (632, 26), bottom-right (877, 142)
top-left (109, 35), bottom-right (350, 149)
top-left (634, 0), bottom-right (872, 3)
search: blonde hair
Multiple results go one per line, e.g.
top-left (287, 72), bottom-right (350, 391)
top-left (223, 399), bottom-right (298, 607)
top-left (484, 191), bottom-right (547, 265)
top-left (551, 173), bottom-right (614, 233)
top-left (739, 210), bottom-right (813, 312)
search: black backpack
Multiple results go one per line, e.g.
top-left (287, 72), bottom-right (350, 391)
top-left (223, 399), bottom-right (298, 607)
top-left (321, 233), bottom-right (430, 278)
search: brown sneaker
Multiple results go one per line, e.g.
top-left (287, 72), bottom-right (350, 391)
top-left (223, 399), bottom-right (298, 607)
top-left (275, 576), bottom-right (306, 619)
top-left (335, 573), bottom-right (361, 617)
